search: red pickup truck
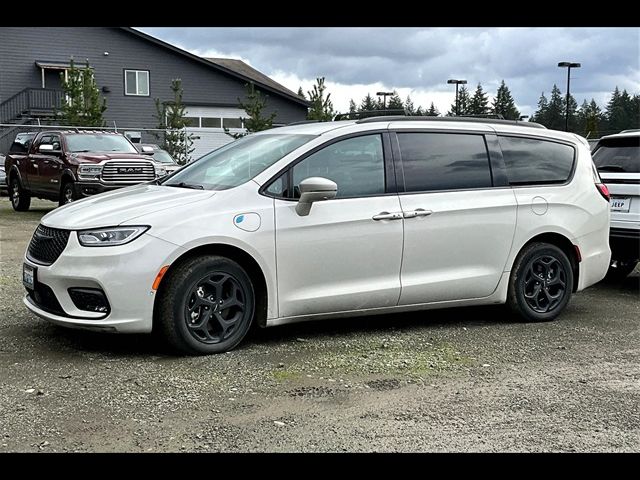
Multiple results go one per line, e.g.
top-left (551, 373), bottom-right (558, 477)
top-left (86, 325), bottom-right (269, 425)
top-left (4, 130), bottom-right (166, 211)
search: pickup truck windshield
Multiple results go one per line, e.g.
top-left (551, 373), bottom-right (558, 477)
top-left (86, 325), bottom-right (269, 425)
top-left (66, 134), bottom-right (139, 153)
top-left (163, 133), bottom-right (316, 191)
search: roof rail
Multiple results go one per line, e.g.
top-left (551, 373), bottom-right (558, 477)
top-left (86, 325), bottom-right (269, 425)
top-left (286, 120), bottom-right (321, 126)
top-left (355, 116), bottom-right (547, 129)
top-left (333, 109), bottom-right (406, 121)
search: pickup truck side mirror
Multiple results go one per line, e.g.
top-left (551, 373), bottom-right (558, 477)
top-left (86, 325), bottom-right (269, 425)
top-left (39, 144), bottom-right (61, 155)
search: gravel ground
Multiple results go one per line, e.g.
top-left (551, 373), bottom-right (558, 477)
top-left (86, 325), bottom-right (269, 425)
top-left (0, 198), bottom-right (638, 452)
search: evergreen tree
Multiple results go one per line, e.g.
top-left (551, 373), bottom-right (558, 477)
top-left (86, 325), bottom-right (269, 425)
top-left (426, 102), bottom-right (440, 116)
top-left (447, 85), bottom-right (470, 116)
top-left (492, 80), bottom-right (520, 120)
top-left (468, 83), bottom-right (490, 116)
top-left (307, 77), bottom-right (335, 121)
top-left (531, 91), bottom-right (549, 125)
top-left (359, 93), bottom-right (377, 112)
top-left (386, 91), bottom-right (404, 111)
top-left (576, 99), bottom-right (590, 135)
top-left (544, 84), bottom-right (566, 130)
top-left (564, 92), bottom-right (579, 132)
top-left (225, 83), bottom-right (277, 140)
top-left (348, 99), bottom-right (357, 115)
top-left (586, 99), bottom-right (603, 137)
top-left (58, 58), bottom-right (107, 126)
top-left (154, 79), bottom-right (195, 165)
top-left (415, 106), bottom-right (425, 116)
top-left (405, 96), bottom-right (416, 115)
top-left (297, 86), bottom-right (306, 99)
top-left (605, 87), bottom-right (637, 133)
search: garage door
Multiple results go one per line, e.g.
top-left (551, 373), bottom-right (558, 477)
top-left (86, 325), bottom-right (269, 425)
top-left (184, 106), bottom-right (247, 160)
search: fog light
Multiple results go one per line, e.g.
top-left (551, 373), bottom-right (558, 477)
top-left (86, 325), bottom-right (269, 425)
top-left (68, 288), bottom-right (110, 315)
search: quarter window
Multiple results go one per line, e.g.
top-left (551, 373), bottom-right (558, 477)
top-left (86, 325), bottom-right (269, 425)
top-left (499, 136), bottom-right (575, 185)
top-left (292, 134), bottom-right (385, 198)
top-left (124, 70), bottom-right (150, 96)
top-left (397, 133), bottom-right (492, 192)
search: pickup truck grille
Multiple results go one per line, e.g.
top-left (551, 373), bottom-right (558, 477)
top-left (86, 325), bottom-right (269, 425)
top-left (27, 225), bottom-right (70, 266)
top-left (101, 160), bottom-right (155, 183)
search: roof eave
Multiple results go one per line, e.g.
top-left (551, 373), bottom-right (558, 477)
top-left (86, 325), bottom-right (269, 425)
top-left (119, 27), bottom-right (310, 108)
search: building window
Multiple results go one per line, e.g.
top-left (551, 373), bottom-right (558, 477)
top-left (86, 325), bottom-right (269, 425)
top-left (124, 70), bottom-right (149, 96)
top-left (184, 117), bottom-right (200, 127)
top-left (201, 117), bottom-right (222, 128)
top-left (223, 118), bottom-right (243, 129)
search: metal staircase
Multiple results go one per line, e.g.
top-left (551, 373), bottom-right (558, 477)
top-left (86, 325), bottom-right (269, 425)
top-left (0, 88), bottom-right (63, 153)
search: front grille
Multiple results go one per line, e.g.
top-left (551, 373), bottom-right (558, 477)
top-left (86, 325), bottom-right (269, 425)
top-left (101, 160), bottom-right (155, 183)
top-left (27, 225), bottom-right (70, 266)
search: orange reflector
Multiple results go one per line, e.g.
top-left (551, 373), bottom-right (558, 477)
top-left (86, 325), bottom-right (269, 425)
top-left (152, 266), bottom-right (170, 291)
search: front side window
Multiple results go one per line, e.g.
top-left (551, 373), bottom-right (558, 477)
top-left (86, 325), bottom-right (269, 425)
top-left (65, 134), bottom-right (138, 153)
top-left (163, 133), bottom-right (315, 191)
top-left (397, 133), bottom-right (492, 192)
top-left (291, 134), bottom-right (385, 198)
top-left (499, 136), bottom-right (575, 185)
top-left (124, 70), bottom-right (150, 96)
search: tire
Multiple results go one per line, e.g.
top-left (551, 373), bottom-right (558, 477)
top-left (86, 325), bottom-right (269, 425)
top-left (156, 255), bottom-right (256, 355)
top-left (9, 176), bottom-right (31, 211)
top-left (605, 260), bottom-right (638, 281)
top-left (59, 180), bottom-right (76, 206)
top-left (507, 242), bottom-right (574, 322)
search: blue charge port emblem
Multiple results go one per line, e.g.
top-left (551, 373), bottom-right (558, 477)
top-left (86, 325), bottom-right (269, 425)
top-left (233, 213), bottom-right (260, 232)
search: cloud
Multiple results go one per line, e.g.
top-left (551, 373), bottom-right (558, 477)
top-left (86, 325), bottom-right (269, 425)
top-left (138, 27), bottom-right (640, 117)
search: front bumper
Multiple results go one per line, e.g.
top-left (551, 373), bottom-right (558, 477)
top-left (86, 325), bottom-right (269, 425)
top-left (74, 181), bottom-right (146, 198)
top-left (23, 230), bottom-right (182, 333)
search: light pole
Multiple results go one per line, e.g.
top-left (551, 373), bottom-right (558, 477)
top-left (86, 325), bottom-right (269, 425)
top-left (376, 91), bottom-right (393, 110)
top-left (447, 79), bottom-right (467, 115)
top-left (558, 62), bottom-right (581, 131)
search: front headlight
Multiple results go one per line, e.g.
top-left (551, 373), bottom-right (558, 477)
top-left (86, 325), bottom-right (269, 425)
top-left (78, 164), bottom-right (103, 178)
top-left (77, 226), bottom-right (149, 247)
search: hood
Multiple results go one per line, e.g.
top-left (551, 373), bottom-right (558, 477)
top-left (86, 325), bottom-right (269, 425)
top-left (71, 152), bottom-right (152, 163)
top-left (41, 184), bottom-right (216, 230)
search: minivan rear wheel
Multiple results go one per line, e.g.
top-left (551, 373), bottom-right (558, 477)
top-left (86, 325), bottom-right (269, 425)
top-left (507, 242), bottom-right (573, 322)
top-left (156, 255), bottom-right (255, 355)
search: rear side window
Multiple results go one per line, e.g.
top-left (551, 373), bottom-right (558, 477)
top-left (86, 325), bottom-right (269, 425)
top-left (499, 136), bottom-right (575, 185)
top-left (592, 136), bottom-right (639, 173)
top-left (397, 133), bottom-right (492, 192)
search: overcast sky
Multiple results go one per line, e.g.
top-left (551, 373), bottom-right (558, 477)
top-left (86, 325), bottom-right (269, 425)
top-left (138, 27), bottom-right (640, 117)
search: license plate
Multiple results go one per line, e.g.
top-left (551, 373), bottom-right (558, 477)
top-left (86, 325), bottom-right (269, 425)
top-left (611, 197), bottom-right (631, 212)
top-left (23, 263), bottom-right (35, 290)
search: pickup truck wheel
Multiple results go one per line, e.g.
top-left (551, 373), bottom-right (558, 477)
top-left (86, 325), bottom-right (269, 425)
top-left (9, 177), bottom-right (31, 211)
top-left (59, 181), bottom-right (76, 206)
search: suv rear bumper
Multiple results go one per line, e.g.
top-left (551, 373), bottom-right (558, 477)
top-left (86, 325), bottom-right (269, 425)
top-left (610, 227), bottom-right (640, 261)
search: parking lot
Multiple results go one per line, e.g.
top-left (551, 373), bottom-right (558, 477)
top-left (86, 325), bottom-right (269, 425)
top-left (0, 198), bottom-right (638, 452)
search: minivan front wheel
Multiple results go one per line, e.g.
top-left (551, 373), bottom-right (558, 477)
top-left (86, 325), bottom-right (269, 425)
top-left (156, 255), bottom-right (255, 355)
top-left (507, 243), bottom-right (573, 322)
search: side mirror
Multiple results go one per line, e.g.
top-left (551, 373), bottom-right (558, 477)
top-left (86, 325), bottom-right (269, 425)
top-left (295, 177), bottom-right (337, 216)
top-left (39, 144), bottom-right (54, 153)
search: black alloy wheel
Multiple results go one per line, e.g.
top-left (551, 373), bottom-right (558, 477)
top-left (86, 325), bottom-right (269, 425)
top-left (522, 255), bottom-right (567, 313)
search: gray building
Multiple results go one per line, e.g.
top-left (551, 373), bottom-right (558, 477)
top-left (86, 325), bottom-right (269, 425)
top-left (0, 27), bottom-right (309, 157)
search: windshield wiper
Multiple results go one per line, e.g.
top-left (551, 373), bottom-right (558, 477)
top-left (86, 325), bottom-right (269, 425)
top-left (165, 182), bottom-right (204, 190)
top-left (597, 165), bottom-right (626, 172)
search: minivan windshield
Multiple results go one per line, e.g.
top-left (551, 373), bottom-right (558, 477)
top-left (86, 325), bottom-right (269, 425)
top-left (593, 136), bottom-right (639, 173)
top-left (162, 133), bottom-right (315, 191)
top-left (66, 134), bottom-right (139, 153)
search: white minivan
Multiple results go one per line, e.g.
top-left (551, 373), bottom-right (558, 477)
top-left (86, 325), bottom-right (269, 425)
top-left (22, 117), bottom-right (611, 354)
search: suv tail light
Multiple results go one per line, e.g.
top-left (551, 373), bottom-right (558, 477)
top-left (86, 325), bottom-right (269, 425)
top-left (596, 183), bottom-right (610, 202)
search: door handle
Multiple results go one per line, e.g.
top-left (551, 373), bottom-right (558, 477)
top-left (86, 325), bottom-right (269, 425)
top-left (372, 211), bottom-right (403, 221)
top-left (403, 208), bottom-right (433, 218)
